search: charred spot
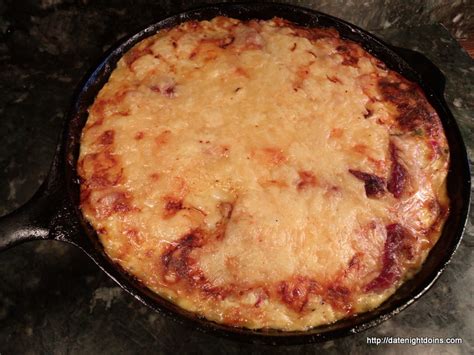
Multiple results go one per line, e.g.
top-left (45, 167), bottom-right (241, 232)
top-left (379, 79), bottom-right (410, 102)
top-left (254, 288), bottom-right (270, 308)
top-left (387, 142), bottom-right (408, 198)
top-left (218, 35), bottom-right (235, 48)
top-left (163, 85), bottom-right (175, 97)
top-left (161, 231), bottom-right (227, 298)
top-left (290, 25), bottom-right (339, 41)
top-left (161, 233), bottom-right (202, 283)
top-left (378, 77), bottom-right (439, 135)
top-left (325, 285), bottom-right (353, 313)
top-left (277, 277), bottom-right (320, 312)
top-left (134, 131), bottom-right (144, 140)
top-left (364, 109), bottom-right (373, 118)
top-left (95, 191), bottom-right (134, 218)
top-left (400, 243), bottom-right (415, 261)
top-left (163, 197), bottom-right (183, 218)
top-left (336, 45), bottom-right (359, 67)
top-left (398, 105), bottom-right (436, 134)
top-left (342, 57), bottom-right (358, 66)
top-left (151, 83), bottom-right (176, 98)
top-left (290, 42), bottom-right (297, 51)
top-left (327, 75), bottom-right (342, 84)
top-left (162, 233), bottom-right (202, 267)
top-left (88, 171), bottom-right (123, 189)
top-left (365, 223), bottom-right (414, 292)
top-left (111, 193), bottom-right (132, 213)
top-left (348, 169), bottom-right (385, 198)
top-left (98, 130), bottom-right (114, 145)
top-left (79, 151), bottom-right (123, 189)
top-left (297, 171), bottom-right (318, 190)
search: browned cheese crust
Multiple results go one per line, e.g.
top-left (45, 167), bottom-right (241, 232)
top-left (78, 17), bottom-right (450, 330)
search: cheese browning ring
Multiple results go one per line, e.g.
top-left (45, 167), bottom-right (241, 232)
top-left (78, 17), bottom-right (450, 331)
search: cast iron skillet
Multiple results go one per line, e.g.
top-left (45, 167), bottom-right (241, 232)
top-left (0, 2), bottom-right (470, 345)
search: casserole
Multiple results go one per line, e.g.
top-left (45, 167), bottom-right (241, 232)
top-left (0, 3), bottom-right (470, 343)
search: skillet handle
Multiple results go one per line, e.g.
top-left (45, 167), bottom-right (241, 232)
top-left (0, 185), bottom-right (56, 251)
top-left (0, 148), bottom-right (71, 251)
top-left (389, 45), bottom-right (446, 97)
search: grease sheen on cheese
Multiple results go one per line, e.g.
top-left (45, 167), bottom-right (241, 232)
top-left (78, 17), bottom-right (450, 330)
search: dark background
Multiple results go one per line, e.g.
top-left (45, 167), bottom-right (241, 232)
top-left (0, 1), bottom-right (473, 354)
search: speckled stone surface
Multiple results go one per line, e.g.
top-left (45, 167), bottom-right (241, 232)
top-left (0, 1), bottom-right (473, 354)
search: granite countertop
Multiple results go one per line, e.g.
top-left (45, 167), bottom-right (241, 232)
top-left (0, 1), bottom-right (473, 354)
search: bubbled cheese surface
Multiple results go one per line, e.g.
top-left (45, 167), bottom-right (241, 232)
top-left (78, 17), bottom-right (450, 330)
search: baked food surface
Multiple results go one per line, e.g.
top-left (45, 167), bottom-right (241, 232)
top-left (78, 17), bottom-right (450, 331)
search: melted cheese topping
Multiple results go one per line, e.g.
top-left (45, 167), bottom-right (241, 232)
top-left (78, 17), bottom-right (450, 330)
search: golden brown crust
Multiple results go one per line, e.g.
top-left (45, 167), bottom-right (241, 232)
top-left (78, 17), bottom-right (450, 330)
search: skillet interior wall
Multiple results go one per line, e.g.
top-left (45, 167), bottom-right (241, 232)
top-left (0, 0), bottom-right (472, 353)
